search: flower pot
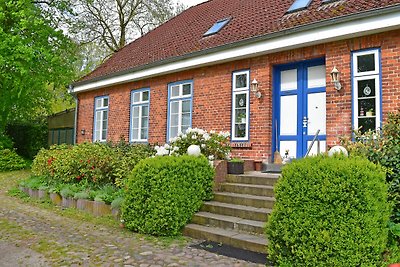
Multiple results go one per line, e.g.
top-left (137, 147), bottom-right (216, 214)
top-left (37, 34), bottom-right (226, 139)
top-left (28, 189), bottom-right (39, 199)
top-left (38, 190), bottom-right (48, 200)
top-left (366, 111), bottom-right (374, 117)
top-left (93, 201), bottom-right (111, 217)
top-left (388, 264), bottom-right (400, 267)
top-left (62, 197), bottom-right (77, 209)
top-left (50, 193), bottom-right (62, 206)
top-left (77, 199), bottom-right (94, 213)
top-left (227, 161), bottom-right (244, 174)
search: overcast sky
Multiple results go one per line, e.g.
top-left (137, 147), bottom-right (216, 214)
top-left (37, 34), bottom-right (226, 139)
top-left (176, 0), bottom-right (209, 7)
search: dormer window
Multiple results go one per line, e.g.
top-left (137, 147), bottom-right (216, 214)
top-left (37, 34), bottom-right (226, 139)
top-left (203, 18), bottom-right (230, 36)
top-left (287, 0), bottom-right (312, 13)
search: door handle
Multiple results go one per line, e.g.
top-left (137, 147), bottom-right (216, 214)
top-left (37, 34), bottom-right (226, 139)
top-left (302, 117), bottom-right (309, 128)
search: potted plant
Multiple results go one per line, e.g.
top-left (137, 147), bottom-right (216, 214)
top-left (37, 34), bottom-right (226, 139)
top-left (366, 108), bottom-right (374, 117)
top-left (227, 158), bottom-right (244, 174)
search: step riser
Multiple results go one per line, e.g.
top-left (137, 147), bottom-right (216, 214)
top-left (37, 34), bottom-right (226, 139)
top-left (221, 184), bottom-right (274, 197)
top-left (214, 194), bottom-right (274, 209)
top-left (226, 175), bottom-right (278, 186)
top-left (183, 227), bottom-right (266, 254)
top-left (201, 204), bottom-right (268, 222)
top-left (192, 215), bottom-right (264, 235)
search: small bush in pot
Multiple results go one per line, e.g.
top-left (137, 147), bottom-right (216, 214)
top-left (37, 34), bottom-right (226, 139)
top-left (266, 155), bottom-right (391, 266)
top-left (227, 158), bottom-right (244, 174)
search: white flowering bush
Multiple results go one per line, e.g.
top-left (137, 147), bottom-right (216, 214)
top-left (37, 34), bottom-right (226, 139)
top-left (155, 128), bottom-right (231, 160)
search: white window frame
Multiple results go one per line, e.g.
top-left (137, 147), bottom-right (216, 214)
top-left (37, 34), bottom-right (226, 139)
top-left (167, 81), bottom-right (193, 141)
top-left (352, 49), bottom-right (381, 132)
top-left (232, 70), bottom-right (250, 141)
top-left (93, 96), bottom-right (109, 142)
top-left (130, 89), bottom-right (150, 142)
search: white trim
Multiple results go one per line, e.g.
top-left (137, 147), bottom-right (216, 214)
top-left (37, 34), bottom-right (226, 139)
top-left (72, 11), bottom-right (400, 93)
top-left (232, 70), bottom-right (250, 141)
top-left (353, 49), bottom-right (380, 76)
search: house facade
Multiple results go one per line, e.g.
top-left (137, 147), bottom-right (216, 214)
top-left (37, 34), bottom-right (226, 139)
top-left (71, 0), bottom-right (400, 164)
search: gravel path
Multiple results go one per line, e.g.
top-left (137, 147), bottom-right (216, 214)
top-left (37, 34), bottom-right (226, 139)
top-left (0, 171), bottom-right (264, 267)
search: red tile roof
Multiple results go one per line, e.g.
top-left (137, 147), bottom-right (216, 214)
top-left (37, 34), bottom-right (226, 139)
top-left (78, 0), bottom-right (400, 84)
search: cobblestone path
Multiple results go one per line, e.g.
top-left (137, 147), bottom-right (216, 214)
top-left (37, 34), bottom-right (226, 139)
top-left (0, 171), bottom-right (264, 267)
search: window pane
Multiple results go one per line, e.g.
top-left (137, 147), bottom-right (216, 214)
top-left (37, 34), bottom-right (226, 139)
top-left (235, 94), bottom-right (247, 108)
top-left (181, 126), bottom-right (189, 134)
top-left (132, 106), bottom-right (140, 118)
top-left (171, 114), bottom-right (179, 127)
top-left (133, 92), bottom-right (140, 103)
top-left (171, 85), bottom-right (179, 97)
top-left (358, 79), bottom-right (376, 98)
top-left (183, 84), bottom-right (191, 95)
top-left (101, 130), bottom-right (107, 140)
top-left (103, 98), bottom-right (108, 107)
top-left (358, 118), bottom-right (376, 133)
top-left (142, 91), bottom-right (149, 101)
top-left (182, 100), bottom-right (191, 113)
top-left (171, 102), bottom-right (179, 113)
top-left (132, 118), bottom-right (139, 129)
top-left (235, 124), bottom-right (246, 138)
top-left (357, 54), bottom-right (375, 73)
top-left (142, 106), bottom-right (149, 116)
top-left (141, 128), bottom-right (148, 139)
top-left (235, 109), bottom-right (246, 123)
top-left (170, 126), bottom-right (178, 138)
top-left (132, 129), bottom-right (139, 140)
top-left (96, 99), bottom-right (102, 108)
top-left (182, 113), bottom-right (191, 126)
top-left (141, 117), bottom-right (148, 128)
top-left (235, 74), bottom-right (247, 89)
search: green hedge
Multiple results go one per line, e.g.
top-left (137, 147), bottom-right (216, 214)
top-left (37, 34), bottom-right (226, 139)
top-left (266, 155), bottom-right (391, 267)
top-left (32, 142), bottom-right (154, 187)
top-left (0, 148), bottom-right (27, 171)
top-left (122, 155), bottom-right (214, 236)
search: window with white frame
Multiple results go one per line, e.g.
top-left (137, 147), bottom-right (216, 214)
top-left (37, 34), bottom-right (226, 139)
top-left (94, 96), bottom-right (109, 142)
top-left (130, 89), bottom-right (150, 142)
top-left (352, 49), bottom-right (381, 133)
top-left (167, 81), bottom-right (192, 140)
top-left (232, 70), bottom-right (250, 141)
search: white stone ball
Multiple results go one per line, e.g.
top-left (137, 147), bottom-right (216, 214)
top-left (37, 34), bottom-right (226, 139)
top-left (187, 145), bottom-right (201, 157)
top-left (328, 145), bottom-right (348, 157)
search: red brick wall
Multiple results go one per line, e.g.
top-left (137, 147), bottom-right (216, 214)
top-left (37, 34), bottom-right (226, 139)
top-left (76, 29), bottom-right (400, 161)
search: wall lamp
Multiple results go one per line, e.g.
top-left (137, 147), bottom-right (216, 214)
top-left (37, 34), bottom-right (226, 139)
top-left (330, 66), bottom-right (342, 91)
top-left (251, 78), bottom-right (262, 98)
top-left (81, 129), bottom-right (86, 135)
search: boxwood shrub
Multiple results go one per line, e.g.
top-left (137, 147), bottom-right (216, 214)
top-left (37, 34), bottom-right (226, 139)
top-left (122, 155), bottom-right (214, 236)
top-left (0, 148), bottom-right (27, 171)
top-left (266, 155), bottom-right (391, 267)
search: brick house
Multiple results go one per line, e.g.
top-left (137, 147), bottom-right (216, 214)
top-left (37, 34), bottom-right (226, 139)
top-left (70, 0), bottom-right (400, 164)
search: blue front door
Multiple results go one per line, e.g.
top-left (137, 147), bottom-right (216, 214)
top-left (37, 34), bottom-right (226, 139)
top-left (273, 59), bottom-right (327, 159)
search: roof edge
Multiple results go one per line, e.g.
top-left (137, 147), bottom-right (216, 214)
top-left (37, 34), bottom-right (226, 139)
top-left (71, 4), bottom-right (400, 91)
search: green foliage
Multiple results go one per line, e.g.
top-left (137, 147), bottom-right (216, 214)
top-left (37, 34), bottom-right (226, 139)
top-left (341, 111), bottom-right (400, 223)
top-left (122, 155), bottom-right (215, 236)
top-left (73, 191), bottom-right (90, 200)
top-left (266, 155), bottom-right (391, 267)
top-left (20, 176), bottom-right (47, 190)
top-left (32, 142), bottom-right (153, 187)
top-left (0, 133), bottom-right (13, 149)
top-left (6, 121), bottom-right (48, 159)
top-left (0, 0), bottom-right (77, 133)
top-left (111, 197), bottom-right (124, 209)
top-left (92, 184), bottom-right (119, 204)
top-left (0, 148), bottom-right (27, 172)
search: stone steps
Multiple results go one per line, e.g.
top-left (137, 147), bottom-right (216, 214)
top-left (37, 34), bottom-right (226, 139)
top-left (184, 172), bottom-right (280, 254)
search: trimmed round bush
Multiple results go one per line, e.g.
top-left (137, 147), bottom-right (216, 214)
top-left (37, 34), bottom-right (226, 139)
top-left (0, 148), bottom-right (27, 171)
top-left (266, 155), bottom-right (391, 267)
top-left (122, 155), bottom-right (214, 236)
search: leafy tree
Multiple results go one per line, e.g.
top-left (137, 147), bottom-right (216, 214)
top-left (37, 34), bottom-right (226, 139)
top-left (0, 0), bottom-right (77, 135)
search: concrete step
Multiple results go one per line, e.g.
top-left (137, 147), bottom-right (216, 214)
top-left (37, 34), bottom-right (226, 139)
top-left (227, 172), bottom-right (280, 186)
top-left (214, 192), bottom-right (275, 209)
top-left (183, 224), bottom-right (267, 254)
top-left (220, 183), bottom-right (274, 197)
top-left (192, 211), bottom-right (266, 235)
top-left (201, 201), bottom-right (271, 222)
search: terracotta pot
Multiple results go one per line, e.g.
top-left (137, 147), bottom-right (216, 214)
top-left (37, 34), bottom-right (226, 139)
top-left (93, 201), bottom-right (111, 217)
top-left (388, 264), bottom-right (400, 267)
top-left (50, 193), bottom-right (62, 206)
top-left (38, 190), bottom-right (48, 200)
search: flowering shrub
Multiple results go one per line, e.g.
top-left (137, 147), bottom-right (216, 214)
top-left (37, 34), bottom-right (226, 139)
top-left (155, 128), bottom-right (231, 160)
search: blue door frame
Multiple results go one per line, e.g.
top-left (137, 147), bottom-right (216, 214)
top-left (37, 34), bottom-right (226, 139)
top-left (272, 58), bottom-right (327, 158)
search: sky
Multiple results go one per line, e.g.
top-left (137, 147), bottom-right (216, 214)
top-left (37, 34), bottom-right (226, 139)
top-left (176, 0), bottom-right (209, 7)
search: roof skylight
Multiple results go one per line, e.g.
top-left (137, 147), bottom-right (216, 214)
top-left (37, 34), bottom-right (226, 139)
top-left (287, 0), bottom-right (313, 13)
top-left (203, 18), bottom-right (230, 36)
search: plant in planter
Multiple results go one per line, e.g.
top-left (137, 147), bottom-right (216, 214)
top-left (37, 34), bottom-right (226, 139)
top-left (60, 186), bottom-right (77, 209)
top-left (227, 158), bottom-right (244, 174)
top-left (366, 108), bottom-right (374, 117)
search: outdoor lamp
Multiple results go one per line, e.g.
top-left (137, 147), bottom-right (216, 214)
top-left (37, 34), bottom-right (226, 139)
top-left (251, 78), bottom-right (262, 98)
top-left (81, 129), bottom-right (86, 135)
top-left (330, 66), bottom-right (342, 91)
